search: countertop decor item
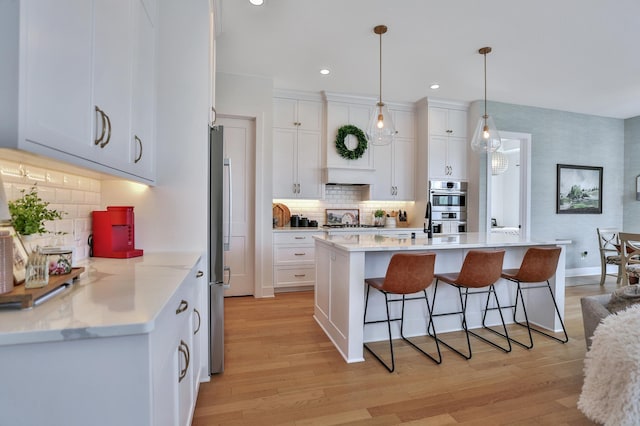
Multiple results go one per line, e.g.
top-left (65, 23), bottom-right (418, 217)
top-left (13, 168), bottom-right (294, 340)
top-left (272, 203), bottom-right (290, 227)
top-left (335, 125), bottom-right (368, 160)
top-left (8, 185), bottom-right (65, 236)
top-left (0, 267), bottom-right (84, 309)
top-left (326, 208), bottom-right (359, 225)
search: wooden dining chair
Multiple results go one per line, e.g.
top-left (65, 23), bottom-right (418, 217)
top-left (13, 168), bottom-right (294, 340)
top-left (597, 228), bottom-right (622, 286)
top-left (618, 232), bottom-right (640, 286)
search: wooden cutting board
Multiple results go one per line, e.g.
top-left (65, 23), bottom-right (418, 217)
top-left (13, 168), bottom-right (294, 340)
top-left (272, 203), bottom-right (290, 227)
top-left (0, 267), bottom-right (85, 309)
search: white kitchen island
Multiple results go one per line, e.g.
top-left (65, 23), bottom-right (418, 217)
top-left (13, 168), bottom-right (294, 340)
top-left (313, 232), bottom-right (570, 363)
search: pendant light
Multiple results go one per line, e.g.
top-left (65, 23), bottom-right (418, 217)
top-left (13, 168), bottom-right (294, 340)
top-left (367, 25), bottom-right (396, 146)
top-left (471, 47), bottom-right (501, 153)
top-left (491, 151), bottom-right (509, 175)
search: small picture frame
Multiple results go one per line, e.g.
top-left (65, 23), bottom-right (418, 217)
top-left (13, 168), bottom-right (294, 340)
top-left (0, 226), bottom-right (28, 284)
top-left (325, 209), bottom-right (360, 225)
top-left (556, 164), bottom-right (603, 214)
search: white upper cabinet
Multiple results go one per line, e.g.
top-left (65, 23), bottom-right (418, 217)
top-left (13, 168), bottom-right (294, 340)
top-left (92, 0), bottom-right (134, 172)
top-left (369, 108), bottom-right (416, 201)
top-left (20, 0), bottom-right (95, 159)
top-left (1, 0), bottom-right (156, 184)
top-left (428, 107), bottom-right (467, 137)
top-left (130, 0), bottom-right (156, 179)
top-left (273, 95), bottom-right (323, 199)
top-left (428, 104), bottom-right (468, 180)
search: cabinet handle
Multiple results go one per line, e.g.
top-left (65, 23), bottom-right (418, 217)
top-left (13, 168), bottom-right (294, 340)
top-left (134, 135), bottom-right (143, 163)
top-left (94, 106), bottom-right (107, 146)
top-left (296, 183), bottom-right (301, 194)
top-left (193, 308), bottom-right (201, 335)
top-left (196, 270), bottom-right (204, 278)
top-left (210, 106), bottom-right (217, 126)
top-left (100, 111), bottom-right (112, 148)
top-left (178, 340), bottom-right (190, 383)
top-left (294, 274), bottom-right (306, 278)
top-left (176, 299), bottom-right (189, 315)
top-left (292, 183), bottom-right (296, 194)
top-left (294, 236), bottom-right (306, 240)
top-left (294, 252), bottom-right (306, 256)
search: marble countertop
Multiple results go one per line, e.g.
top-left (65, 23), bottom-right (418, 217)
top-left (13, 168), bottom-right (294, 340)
top-left (273, 226), bottom-right (322, 232)
top-left (0, 252), bottom-right (202, 346)
top-left (313, 232), bottom-right (571, 252)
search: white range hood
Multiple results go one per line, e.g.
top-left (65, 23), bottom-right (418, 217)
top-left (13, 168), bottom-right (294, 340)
top-left (323, 167), bottom-right (374, 185)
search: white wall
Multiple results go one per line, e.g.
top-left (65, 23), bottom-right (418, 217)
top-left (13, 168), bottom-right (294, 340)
top-left (101, 0), bottom-right (210, 257)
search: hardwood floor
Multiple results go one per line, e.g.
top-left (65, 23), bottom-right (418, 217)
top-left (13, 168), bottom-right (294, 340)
top-left (193, 277), bottom-right (615, 425)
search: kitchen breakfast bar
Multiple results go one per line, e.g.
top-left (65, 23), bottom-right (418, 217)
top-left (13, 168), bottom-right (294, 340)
top-left (313, 232), bottom-right (570, 363)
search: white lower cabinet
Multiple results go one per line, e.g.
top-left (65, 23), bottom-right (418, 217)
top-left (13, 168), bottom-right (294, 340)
top-left (273, 231), bottom-right (321, 289)
top-left (152, 261), bottom-right (203, 426)
top-left (0, 260), bottom-right (204, 426)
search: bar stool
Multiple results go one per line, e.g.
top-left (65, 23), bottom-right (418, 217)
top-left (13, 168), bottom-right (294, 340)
top-left (430, 249), bottom-right (510, 360)
top-left (363, 252), bottom-right (441, 373)
top-left (499, 246), bottom-right (568, 348)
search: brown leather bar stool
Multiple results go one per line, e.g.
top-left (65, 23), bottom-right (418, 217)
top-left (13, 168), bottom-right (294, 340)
top-left (430, 249), bottom-right (510, 360)
top-left (499, 246), bottom-right (568, 348)
top-left (363, 252), bottom-right (441, 373)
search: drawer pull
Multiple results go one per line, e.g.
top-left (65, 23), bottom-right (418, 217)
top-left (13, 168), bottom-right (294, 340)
top-left (294, 252), bottom-right (306, 256)
top-left (196, 270), bottom-right (204, 278)
top-left (193, 308), bottom-right (201, 335)
top-left (176, 299), bottom-right (189, 315)
top-left (294, 274), bottom-right (306, 278)
top-left (178, 340), bottom-right (190, 383)
top-left (294, 236), bottom-right (306, 240)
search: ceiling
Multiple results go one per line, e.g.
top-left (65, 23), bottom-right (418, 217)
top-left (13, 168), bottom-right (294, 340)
top-left (215, 0), bottom-right (640, 119)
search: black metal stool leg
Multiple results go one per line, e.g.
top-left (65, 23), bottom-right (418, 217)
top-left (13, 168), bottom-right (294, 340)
top-left (468, 285), bottom-right (512, 353)
top-left (363, 288), bottom-right (396, 373)
top-left (400, 290), bottom-right (442, 364)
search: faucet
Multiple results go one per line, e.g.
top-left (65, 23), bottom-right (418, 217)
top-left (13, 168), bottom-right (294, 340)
top-left (424, 201), bottom-right (433, 238)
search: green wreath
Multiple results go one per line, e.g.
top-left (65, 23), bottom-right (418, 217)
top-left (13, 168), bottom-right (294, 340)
top-left (335, 125), bottom-right (368, 160)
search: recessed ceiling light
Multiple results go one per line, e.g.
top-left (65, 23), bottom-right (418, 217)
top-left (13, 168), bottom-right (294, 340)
top-left (430, 83), bottom-right (440, 90)
top-left (320, 69), bottom-right (330, 75)
top-left (249, 0), bottom-right (264, 5)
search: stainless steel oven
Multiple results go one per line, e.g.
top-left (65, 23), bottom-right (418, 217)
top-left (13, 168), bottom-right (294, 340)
top-left (429, 180), bottom-right (467, 234)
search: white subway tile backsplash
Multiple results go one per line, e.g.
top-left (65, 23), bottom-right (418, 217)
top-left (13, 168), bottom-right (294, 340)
top-left (274, 185), bottom-right (414, 226)
top-left (0, 158), bottom-right (101, 263)
top-left (55, 188), bottom-right (73, 203)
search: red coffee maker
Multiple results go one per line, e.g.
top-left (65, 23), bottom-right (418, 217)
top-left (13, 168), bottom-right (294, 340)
top-left (91, 206), bottom-right (143, 258)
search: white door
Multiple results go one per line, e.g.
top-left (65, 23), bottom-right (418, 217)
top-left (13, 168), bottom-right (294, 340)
top-left (487, 131), bottom-right (531, 239)
top-left (220, 117), bottom-right (255, 296)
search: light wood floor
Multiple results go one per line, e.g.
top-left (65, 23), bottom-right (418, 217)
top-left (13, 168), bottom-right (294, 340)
top-left (193, 276), bottom-right (615, 425)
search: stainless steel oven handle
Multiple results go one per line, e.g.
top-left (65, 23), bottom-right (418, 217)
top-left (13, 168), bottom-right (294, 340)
top-left (431, 190), bottom-right (467, 196)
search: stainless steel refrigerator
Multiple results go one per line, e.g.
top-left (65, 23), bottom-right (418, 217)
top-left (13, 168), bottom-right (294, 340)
top-left (208, 124), bottom-right (231, 375)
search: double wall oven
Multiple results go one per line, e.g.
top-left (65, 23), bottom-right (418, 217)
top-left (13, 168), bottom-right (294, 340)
top-left (429, 180), bottom-right (467, 234)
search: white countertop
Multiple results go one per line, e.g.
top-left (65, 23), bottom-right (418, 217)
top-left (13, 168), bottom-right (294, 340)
top-left (314, 232), bottom-right (570, 252)
top-left (273, 226), bottom-right (322, 232)
top-left (0, 252), bottom-right (202, 346)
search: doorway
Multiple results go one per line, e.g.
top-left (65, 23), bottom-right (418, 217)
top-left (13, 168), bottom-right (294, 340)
top-left (486, 131), bottom-right (531, 239)
top-left (219, 116), bottom-right (256, 296)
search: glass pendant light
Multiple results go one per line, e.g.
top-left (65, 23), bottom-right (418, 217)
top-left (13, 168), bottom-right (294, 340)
top-left (491, 151), bottom-right (509, 175)
top-left (471, 47), bottom-right (501, 153)
top-left (367, 25), bottom-right (396, 146)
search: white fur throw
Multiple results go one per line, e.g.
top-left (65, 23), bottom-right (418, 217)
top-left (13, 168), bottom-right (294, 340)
top-left (578, 303), bottom-right (640, 425)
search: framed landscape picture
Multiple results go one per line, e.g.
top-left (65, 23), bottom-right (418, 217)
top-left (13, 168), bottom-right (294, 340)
top-left (556, 164), bottom-right (603, 214)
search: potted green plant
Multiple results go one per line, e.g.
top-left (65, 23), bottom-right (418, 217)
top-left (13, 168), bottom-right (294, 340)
top-left (374, 209), bottom-right (386, 227)
top-left (8, 186), bottom-right (65, 236)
